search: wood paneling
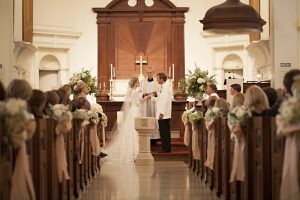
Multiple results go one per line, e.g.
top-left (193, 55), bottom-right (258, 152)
top-left (249, 0), bottom-right (261, 42)
top-left (23, 0), bottom-right (33, 42)
top-left (93, 0), bottom-right (188, 90)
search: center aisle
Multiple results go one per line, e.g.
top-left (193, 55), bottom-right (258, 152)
top-left (81, 161), bottom-right (218, 200)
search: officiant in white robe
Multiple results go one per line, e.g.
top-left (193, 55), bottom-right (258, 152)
top-left (140, 66), bottom-right (160, 140)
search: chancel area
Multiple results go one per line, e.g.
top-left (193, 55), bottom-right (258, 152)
top-left (0, 0), bottom-right (300, 200)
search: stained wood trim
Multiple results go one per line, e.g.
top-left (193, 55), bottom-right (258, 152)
top-left (23, 0), bottom-right (33, 42)
top-left (249, 0), bottom-right (261, 42)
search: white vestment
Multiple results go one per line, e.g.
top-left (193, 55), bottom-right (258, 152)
top-left (140, 77), bottom-right (160, 139)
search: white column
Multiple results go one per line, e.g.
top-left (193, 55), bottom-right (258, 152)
top-left (134, 117), bottom-right (156, 166)
top-left (270, 0), bottom-right (299, 88)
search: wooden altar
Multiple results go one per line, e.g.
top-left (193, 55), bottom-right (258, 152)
top-left (98, 100), bottom-right (187, 141)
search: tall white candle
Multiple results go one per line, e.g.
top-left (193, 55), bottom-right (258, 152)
top-left (113, 67), bottom-right (116, 79)
top-left (110, 64), bottom-right (113, 79)
top-left (172, 64), bottom-right (174, 80)
top-left (169, 67), bottom-right (171, 78)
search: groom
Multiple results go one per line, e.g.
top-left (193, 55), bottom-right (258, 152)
top-left (156, 72), bottom-right (172, 153)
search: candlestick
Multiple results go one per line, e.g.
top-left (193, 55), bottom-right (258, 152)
top-left (172, 64), bottom-right (174, 80)
top-left (168, 67), bottom-right (171, 78)
top-left (110, 64), bottom-right (113, 80)
top-left (113, 67), bottom-right (116, 79)
top-left (103, 82), bottom-right (106, 91)
top-left (99, 83), bottom-right (102, 91)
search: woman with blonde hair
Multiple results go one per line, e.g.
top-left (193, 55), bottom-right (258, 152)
top-left (244, 85), bottom-right (269, 116)
top-left (230, 93), bottom-right (245, 110)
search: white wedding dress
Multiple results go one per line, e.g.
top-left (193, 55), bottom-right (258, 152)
top-left (103, 88), bottom-right (142, 163)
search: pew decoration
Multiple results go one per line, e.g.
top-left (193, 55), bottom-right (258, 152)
top-left (276, 79), bottom-right (300, 200)
top-left (49, 104), bottom-right (72, 182)
top-left (73, 109), bottom-right (90, 164)
top-left (182, 110), bottom-right (192, 146)
top-left (0, 99), bottom-right (36, 200)
top-left (227, 105), bottom-right (252, 182)
top-left (204, 107), bottom-right (223, 170)
top-left (69, 68), bottom-right (97, 95)
top-left (91, 103), bottom-right (107, 148)
top-left (185, 67), bottom-right (216, 99)
top-left (189, 111), bottom-right (203, 160)
top-left (87, 109), bottom-right (101, 156)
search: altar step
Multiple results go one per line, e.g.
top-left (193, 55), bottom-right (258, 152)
top-left (151, 140), bottom-right (189, 162)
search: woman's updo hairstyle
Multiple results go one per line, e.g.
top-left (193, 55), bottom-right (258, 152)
top-left (129, 77), bottom-right (139, 88)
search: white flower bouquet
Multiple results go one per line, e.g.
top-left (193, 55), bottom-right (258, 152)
top-left (188, 111), bottom-right (203, 124)
top-left (69, 69), bottom-right (97, 95)
top-left (276, 96), bottom-right (300, 135)
top-left (181, 110), bottom-right (191, 124)
top-left (0, 99), bottom-right (30, 148)
top-left (50, 104), bottom-right (73, 133)
top-left (91, 103), bottom-right (107, 127)
top-left (227, 105), bottom-right (252, 140)
top-left (185, 67), bottom-right (216, 99)
top-left (205, 107), bottom-right (223, 121)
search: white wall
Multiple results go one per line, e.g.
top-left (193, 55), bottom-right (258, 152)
top-left (33, 0), bottom-right (268, 87)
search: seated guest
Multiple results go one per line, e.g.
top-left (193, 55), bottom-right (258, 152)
top-left (71, 97), bottom-right (91, 112)
top-left (6, 79), bottom-right (32, 100)
top-left (262, 87), bottom-right (282, 116)
top-left (0, 80), bottom-right (6, 101)
top-left (230, 84), bottom-right (241, 96)
top-left (43, 90), bottom-right (61, 116)
top-left (230, 93), bottom-right (245, 110)
top-left (28, 90), bottom-right (47, 119)
top-left (244, 85), bottom-right (269, 116)
top-left (59, 84), bottom-right (72, 105)
top-left (214, 98), bottom-right (230, 116)
top-left (206, 84), bottom-right (219, 98)
top-left (283, 69), bottom-right (300, 97)
top-left (56, 88), bottom-right (69, 106)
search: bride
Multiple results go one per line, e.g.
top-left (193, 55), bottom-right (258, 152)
top-left (103, 77), bottom-right (148, 163)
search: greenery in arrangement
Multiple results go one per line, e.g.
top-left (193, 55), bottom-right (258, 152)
top-left (185, 67), bottom-right (216, 99)
top-left (178, 77), bottom-right (188, 92)
top-left (69, 69), bottom-right (97, 95)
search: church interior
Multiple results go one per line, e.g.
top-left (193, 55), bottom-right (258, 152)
top-left (0, 0), bottom-right (300, 199)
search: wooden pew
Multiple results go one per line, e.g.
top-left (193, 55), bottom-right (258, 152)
top-left (198, 119), bottom-right (206, 180)
top-left (245, 117), bottom-right (272, 200)
top-left (214, 118), bottom-right (223, 197)
top-left (0, 123), bottom-right (12, 200)
top-left (32, 119), bottom-right (48, 200)
top-left (271, 118), bottom-right (284, 200)
top-left (46, 119), bottom-right (59, 200)
top-left (72, 119), bottom-right (81, 198)
top-left (221, 117), bottom-right (231, 200)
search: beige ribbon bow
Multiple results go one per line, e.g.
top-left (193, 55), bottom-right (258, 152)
top-left (204, 119), bottom-right (215, 170)
top-left (184, 122), bottom-right (190, 147)
top-left (192, 122), bottom-right (201, 160)
top-left (90, 124), bottom-right (101, 156)
top-left (280, 129), bottom-right (300, 200)
top-left (55, 123), bottom-right (71, 182)
top-left (229, 124), bottom-right (245, 182)
top-left (10, 131), bottom-right (36, 200)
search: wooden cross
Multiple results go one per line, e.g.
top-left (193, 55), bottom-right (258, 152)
top-left (135, 55), bottom-right (147, 78)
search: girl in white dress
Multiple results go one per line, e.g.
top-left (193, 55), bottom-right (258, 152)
top-left (103, 77), bottom-right (147, 163)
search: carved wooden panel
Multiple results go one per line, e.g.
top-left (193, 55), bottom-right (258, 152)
top-left (93, 0), bottom-right (188, 90)
top-left (114, 21), bottom-right (169, 78)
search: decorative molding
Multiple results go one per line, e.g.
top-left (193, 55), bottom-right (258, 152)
top-left (33, 25), bottom-right (81, 49)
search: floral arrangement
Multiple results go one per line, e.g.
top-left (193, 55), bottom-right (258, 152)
top-left (205, 107), bottom-right (223, 121)
top-left (178, 77), bottom-right (188, 92)
top-left (185, 67), bottom-right (216, 99)
top-left (227, 105), bottom-right (252, 140)
top-left (181, 110), bottom-right (191, 124)
top-left (188, 111), bottom-right (203, 123)
top-left (0, 99), bottom-right (30, 148)
top-left (49, 104), bottom-right (73, 133)
top-left (69, 69), bottom-right (97, 95)
top-left (91, 103), bottom-right (108, 127)
top-left (73, 109), bottom-right (89, 121)
top-left (276, 94), bottom-right (300, 135)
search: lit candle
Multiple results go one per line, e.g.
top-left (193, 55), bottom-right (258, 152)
top-left (113, 67), bottom-right (116, 79)
top-left (172, 64), bottom-right (175, 80)
top-left (110, 64), bottom-right (113, 79)
top-left (103, 82), bottom-right (106, 91)
top-left (169, 67), bottom-right (171, 78)
top-left (99, 83), bottom-right (102, 91)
